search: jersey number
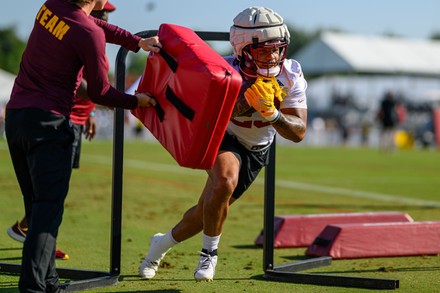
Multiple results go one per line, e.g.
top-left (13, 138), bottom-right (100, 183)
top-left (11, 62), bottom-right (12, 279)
top-left (231, 118), bottom-right (270, 128)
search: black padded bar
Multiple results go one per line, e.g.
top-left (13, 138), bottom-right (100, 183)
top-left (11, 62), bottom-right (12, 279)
top-left (264, 270), bottom-right (399, 290)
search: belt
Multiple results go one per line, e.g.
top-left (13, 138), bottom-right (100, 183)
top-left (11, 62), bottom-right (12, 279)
top-left (250, 143), bottom-right (270, 151)
top-left (228, 132), bottom-right (271, 152)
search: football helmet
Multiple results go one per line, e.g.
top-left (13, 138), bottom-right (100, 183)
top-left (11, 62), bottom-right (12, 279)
top-left (230, 7), bottom-right (290, 78)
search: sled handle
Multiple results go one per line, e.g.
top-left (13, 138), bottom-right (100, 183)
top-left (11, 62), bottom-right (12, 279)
top-left (158, 48), bottom-right (178, 72)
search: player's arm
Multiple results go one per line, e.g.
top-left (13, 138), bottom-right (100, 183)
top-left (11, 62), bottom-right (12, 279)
top-left (271, 107), bottom-right (307, 143)
top-left (93, 18), bottom-right (160, 53)
top-left (231, 95), bottom-right (254, 118)
top-left (84, 113), bottom-right (96, 141)
top-left (76, 79), bottom-right (89, 100)
top-left (81, 31), bottom-right (153, 109)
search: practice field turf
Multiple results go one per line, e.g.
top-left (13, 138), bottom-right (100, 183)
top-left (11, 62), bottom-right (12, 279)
top-left (1, 139), bottom-right (439, 292)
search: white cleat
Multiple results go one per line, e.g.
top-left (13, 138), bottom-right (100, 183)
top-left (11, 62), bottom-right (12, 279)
top-left (139, 233), bottom-right (170, 279)
top-left (194, 249), bottom-right (218, 282)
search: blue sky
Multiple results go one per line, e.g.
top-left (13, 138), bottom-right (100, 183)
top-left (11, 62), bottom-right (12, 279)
top-left (0, 0), bottom-right (438, 70)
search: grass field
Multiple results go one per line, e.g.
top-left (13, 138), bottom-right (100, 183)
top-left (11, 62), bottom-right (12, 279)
top-left (1, 139), bottom-right (439, 293)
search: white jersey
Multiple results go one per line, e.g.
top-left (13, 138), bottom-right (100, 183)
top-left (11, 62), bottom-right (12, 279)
top-left (225, 56), bottom-right (308, 150)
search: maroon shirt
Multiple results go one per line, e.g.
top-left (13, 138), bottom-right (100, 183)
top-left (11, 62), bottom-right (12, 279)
top-left (7, 0), bottom-right (142, 116)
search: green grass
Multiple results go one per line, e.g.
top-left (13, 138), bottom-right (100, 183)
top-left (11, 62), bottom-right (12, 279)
top-left (1, 139), bottom-right (440, 292)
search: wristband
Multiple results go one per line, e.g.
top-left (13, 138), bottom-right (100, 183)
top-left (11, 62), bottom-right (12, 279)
top-left (90, 111), bottom-right (95, 117)
top-left (266, 109), bottom-right (280, 123)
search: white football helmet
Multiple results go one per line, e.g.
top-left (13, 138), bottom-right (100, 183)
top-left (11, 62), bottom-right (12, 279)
top-left (230, 7), bottom-right (290, 78)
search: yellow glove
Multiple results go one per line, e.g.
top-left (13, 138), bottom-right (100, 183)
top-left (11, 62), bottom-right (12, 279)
top-left (244, 76), bottom-right (280, 122)
top-left (269, 76), bottom-right (287, 103)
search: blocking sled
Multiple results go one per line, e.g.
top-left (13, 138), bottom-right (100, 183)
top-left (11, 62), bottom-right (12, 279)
top-left (254, 212), bottom-right (413, 248)
top-left (132, 24), bottom-right (242, 169)
top-left (306, 221), bottom-right (440, 259)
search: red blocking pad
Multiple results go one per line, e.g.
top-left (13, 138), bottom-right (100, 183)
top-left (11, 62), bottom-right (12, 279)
top-left (306, 221), bottom-right (440, 259)
top-left (254, 212), bottom-right (413, 248)
top-left (132, 24), bottom-right (242, 169)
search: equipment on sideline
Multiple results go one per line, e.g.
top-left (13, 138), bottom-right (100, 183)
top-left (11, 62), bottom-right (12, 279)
top-left (254, 212), bottom-right (413, 248)
top-left (306, 221), bottom-right (440, 259)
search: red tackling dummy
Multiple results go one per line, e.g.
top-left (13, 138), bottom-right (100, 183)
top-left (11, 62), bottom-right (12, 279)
top-left (306, 221), bottom-right (440, 259)
top-left (132, 24), bottom-right (242, 169)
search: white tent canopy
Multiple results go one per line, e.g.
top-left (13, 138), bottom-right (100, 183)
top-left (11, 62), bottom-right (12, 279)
top-left (293, 32), bottom-right (440, 112)
top-left (295, 32), bottom-right (440, 76)
top-left (0, 69), bottom-right (15, 103)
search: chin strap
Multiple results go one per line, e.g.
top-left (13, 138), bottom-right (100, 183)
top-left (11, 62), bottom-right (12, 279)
top-left (256, 66), bottom-right (280, 77)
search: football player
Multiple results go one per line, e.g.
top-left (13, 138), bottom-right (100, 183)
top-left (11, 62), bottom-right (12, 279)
top-left (139, 6), bottom-right (308, 282)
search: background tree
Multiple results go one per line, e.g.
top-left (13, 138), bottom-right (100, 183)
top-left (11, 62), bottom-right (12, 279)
top-left (285, 24), bottom-right (317, 57)
top-left (430, 32), bottom-right (440, 41)
top-left (127, 52), bottom-right (149, 76)
top-left (0, 27), bottom-right (26, 74)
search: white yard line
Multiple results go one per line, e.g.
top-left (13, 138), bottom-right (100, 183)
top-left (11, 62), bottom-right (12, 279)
top-left (269, 179), bottom-right (440, 207)
top-left (84, 154), bottom-right (440, 207)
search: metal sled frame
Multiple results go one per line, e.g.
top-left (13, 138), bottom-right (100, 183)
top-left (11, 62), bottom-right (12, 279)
top-left (262, 139), bottom-right (399, 289)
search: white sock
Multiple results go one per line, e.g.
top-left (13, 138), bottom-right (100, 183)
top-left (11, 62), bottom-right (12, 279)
top-left (202, 233), bottom-right (221, 252)
top-left (162, 229), bottom-right (179, 247)
top-left (147, 230), bottom-right (178, 260)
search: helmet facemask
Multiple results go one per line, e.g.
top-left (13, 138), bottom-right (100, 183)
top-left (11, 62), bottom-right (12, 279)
top-left (229, 7), bottom-right (290, 79)
top-left (240, 39), bottom-right (288, 78)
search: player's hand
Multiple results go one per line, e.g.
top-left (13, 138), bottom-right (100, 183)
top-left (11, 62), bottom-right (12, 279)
top-left (269, 76), bottom-right (287, 102)
top-left (244, 76), bottom-right (280, 122)
top-left (84, 115), bottom-right (96, 141)
top-left (135, 92), bottom-right (157, 107)
top-left (139, 36), bottom-right (162, 53)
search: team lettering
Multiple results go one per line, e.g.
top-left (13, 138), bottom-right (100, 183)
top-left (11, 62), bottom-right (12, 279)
top-left (36, 5), bottom-right (70, 40)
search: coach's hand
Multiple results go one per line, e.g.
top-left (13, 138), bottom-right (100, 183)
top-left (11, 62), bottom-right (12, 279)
top-left (139, 36), bottom-right (162, 53)
top-left (244, 76), bottom-right (280, 122)
top-left (135, 92), bottom-right (157, 107)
